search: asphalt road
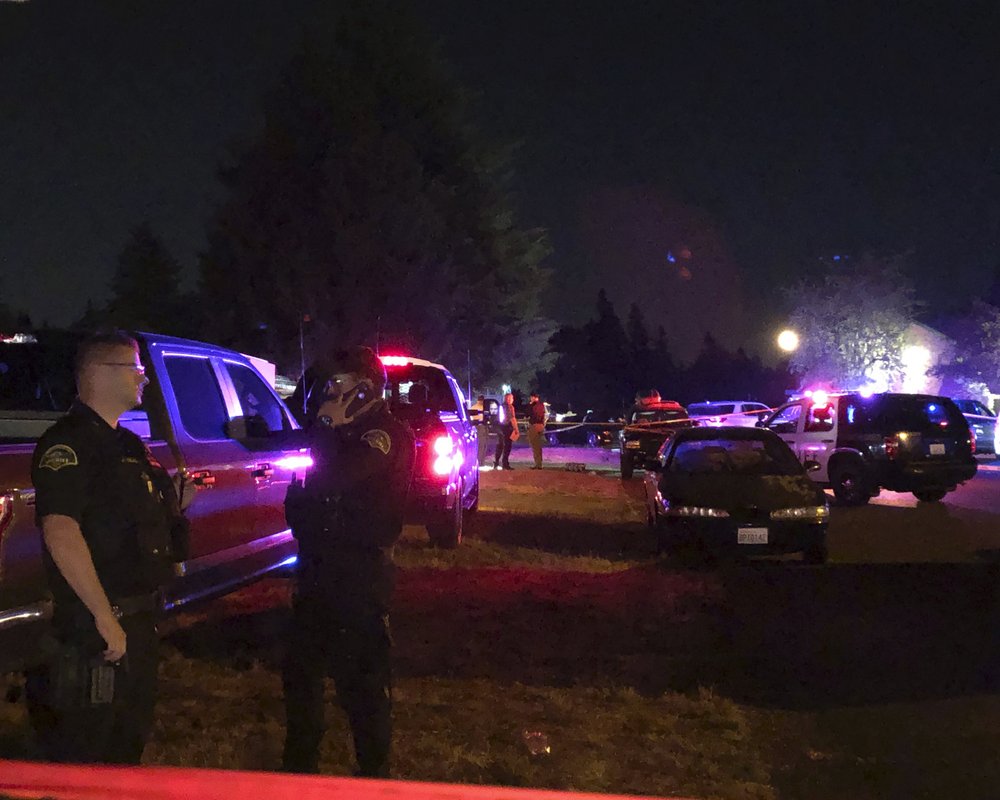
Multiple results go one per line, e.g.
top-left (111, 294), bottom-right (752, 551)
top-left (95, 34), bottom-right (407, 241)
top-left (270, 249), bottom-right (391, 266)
top-left (867, 459), bottom-right (1000, 512)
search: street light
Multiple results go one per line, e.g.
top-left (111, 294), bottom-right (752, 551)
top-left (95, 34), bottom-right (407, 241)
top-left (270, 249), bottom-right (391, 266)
top-left (777, 329), bottom-right (799, 353)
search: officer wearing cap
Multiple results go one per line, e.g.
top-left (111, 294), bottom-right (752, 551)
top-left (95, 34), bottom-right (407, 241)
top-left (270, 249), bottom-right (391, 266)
top-left (282, 345), bottom-right (415, 777)
top-left (28, 330), bottom-right (191, 764)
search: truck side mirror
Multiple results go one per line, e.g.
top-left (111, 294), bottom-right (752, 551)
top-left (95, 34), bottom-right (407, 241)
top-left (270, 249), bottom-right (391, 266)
top-left (225, 417), bottom-right (247, 440)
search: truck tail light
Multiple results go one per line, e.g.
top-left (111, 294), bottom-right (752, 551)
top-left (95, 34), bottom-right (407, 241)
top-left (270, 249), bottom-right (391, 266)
top-left (431, 435), bottom-right (458, 476)
top-left (969, 427), bottom-right (976, 455)
top-left (884, 435), bottom-right (899, 460)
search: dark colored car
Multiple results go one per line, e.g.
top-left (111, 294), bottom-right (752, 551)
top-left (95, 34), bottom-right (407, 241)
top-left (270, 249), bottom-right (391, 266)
top-left (951, 398), bottom-right (997, 457)
top-left (619, 399), bottom-right (695, 479)
top-left (380, 355), bottom-right (479, 547)
top-left (545, 411), bottom-right (619, 447)
top-left (643, 426), bottom-right (829, 563)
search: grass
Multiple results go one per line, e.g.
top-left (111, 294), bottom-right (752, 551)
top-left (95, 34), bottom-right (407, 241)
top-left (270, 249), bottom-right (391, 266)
top-left (4, 468), bottom-right (1000, 798)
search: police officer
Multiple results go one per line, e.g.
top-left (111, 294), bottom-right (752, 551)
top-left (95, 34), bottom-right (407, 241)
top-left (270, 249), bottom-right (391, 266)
top-left (29, 331), bottom-right (190, 764)
top-left (282, 346), bottom-right (415, 777)
top-left (526, 392), bottom-right (547, 470)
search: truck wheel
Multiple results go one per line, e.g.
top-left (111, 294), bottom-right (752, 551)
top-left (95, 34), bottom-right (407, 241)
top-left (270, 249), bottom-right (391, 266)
top-left (428, 482), bottom-right (464, 548)
top-left (620, 455), bottom-right (634, 479)
top-left (830, 465), bottom-right (870, 506)
top-left (913, 488), bottom-right (947, 503)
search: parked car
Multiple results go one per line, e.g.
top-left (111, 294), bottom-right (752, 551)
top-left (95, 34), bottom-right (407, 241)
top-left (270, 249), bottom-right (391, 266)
top-left (686, 400), bottom-right (772, 427)
top-left (0, 330), bottom-right (306, 674)
top-left (951, 398), bottom-right (997, 457)
top-left (642, 426), bottom-right (829, 563)
top-left (545, 410), bottom-right (619, 447)
top-left (380, 354), bottom-right (479, 548)
top-left (759, 391), bottom-right (977, 505)
top-left (619, 393), bottom-right (696, 479)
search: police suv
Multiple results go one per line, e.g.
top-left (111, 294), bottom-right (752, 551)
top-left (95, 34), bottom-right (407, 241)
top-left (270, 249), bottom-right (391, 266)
top-left (379, 355), bottom-right (479, 547)
top-left (760, 391), bottom-right (977, 505)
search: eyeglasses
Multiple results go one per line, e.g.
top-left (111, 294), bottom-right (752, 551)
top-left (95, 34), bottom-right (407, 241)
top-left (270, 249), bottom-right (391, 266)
top-left (99, 362), bottom-right (146, 376)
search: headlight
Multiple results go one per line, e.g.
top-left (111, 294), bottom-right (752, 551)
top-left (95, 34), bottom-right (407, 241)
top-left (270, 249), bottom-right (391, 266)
top-left (665, 505), bottom-right (730, 518)
top-left (770, 506), bottom-right (829, 521)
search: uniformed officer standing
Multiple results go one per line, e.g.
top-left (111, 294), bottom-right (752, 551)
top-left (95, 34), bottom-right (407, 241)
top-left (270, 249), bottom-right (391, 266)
top-left (29, 331), bottom-right (190, 764)
top-left (282, 346), bottom-right (415, 777)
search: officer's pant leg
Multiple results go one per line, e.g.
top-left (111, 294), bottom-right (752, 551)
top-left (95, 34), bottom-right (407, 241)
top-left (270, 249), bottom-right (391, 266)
top-left (282, 594), bottom-right (329, 773)
top-left (329, 613), bottom-right (393, 778)
top-left (501, 436), bottom-right (513, 467)
top-left (105, 613), bottom-right (159, 764)
top-left (493, 434), bottom-right (504, 467)
top-left (528, 427), bottom-right (543, 468)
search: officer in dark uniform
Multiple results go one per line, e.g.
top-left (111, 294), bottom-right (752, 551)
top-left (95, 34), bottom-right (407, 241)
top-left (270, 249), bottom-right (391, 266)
top-left (282, 345), bottom-right (415, 778)
top-left (28, 331), bottom-right (190, 764)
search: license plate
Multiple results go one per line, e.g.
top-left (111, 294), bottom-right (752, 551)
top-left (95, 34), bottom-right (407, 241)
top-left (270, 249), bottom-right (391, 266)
top-left (625, 441), bottom-right (641, 449)
top-left (738, 527), bottom-right (768, 544)
top-left (929, 443), bottom-right (945, 455)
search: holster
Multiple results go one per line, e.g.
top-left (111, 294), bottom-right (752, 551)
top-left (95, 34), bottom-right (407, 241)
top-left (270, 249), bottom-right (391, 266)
top-left (49, 643), bottom-right (124, 711)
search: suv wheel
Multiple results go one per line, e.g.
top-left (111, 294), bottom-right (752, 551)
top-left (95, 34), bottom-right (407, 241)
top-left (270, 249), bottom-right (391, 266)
top-left (831, 465), bottom-right (870, 506)
top-left (620, 454), bottom-right (634, 479)
top-left (913, 488), bottom-right (947, 503)
top-left (802, 538), bottom-right (828, 565)
top-left (428, 481), bottom-right (464, 548)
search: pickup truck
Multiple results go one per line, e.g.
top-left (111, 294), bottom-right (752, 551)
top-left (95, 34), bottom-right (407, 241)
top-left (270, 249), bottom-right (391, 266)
top-left (0, 330), bottom-right (309, 673)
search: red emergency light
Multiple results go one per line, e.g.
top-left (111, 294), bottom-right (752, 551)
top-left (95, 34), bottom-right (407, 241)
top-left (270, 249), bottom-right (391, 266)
top-left (379, 355), bottom-right (411, 367)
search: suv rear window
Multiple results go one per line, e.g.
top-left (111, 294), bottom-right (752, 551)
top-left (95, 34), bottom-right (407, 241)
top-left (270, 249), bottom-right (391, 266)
top-left (841, 395), bottom-right (967, 434)
top-left (631, 408), bottom-right (687, 424)
top-left (687, 403), bottom-right (735, 416)
top-left (385, 364), bottom-right (458, 414)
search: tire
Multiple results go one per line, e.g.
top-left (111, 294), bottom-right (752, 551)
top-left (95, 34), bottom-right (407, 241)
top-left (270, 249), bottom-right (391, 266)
top-left (468, 474), bottom-right (480, 514)
top-left (802, 538), bottom-right (828, 565)
top-left (428, 481), bottom-right (464, 548)
top-left (620, 454), bottom-right (634, 479)
top-left (586, 431), bottom-right (598, 448)
top-left (913, 488), bottom-right (947, 503)
top-left (830, 464), bottom-right (870, 506)
top-left (546, 433), bottom-right (559, 446)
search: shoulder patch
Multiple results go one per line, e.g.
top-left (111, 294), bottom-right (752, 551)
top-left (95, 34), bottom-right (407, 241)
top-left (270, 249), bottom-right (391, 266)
top-left (361, 429), bottom-right (392, 455)
top-left (38, 444), bottom-right (79, 471)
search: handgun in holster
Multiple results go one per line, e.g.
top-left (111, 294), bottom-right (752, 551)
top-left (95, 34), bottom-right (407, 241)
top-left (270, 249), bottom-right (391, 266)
top-left (49, 643), bottom-right (125, 710)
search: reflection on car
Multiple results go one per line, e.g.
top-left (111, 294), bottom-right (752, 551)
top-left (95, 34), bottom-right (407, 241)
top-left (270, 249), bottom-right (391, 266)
top-left (643, 426), bottom-right (829, 563)
top-left (686, 400), bottom-right (771, 428)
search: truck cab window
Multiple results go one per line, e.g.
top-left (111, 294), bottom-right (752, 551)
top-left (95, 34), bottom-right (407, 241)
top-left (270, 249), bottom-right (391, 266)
top-left (225, 362), bottom-right (288, 434)
top-left (164, 356), bottom-right (229, 440)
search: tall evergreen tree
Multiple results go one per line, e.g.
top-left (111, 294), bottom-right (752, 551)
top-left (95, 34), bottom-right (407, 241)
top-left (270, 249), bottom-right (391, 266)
top-left (106, 223), bottom-right (188, 334)
top-left (200, 3), bottom-right (552, 382)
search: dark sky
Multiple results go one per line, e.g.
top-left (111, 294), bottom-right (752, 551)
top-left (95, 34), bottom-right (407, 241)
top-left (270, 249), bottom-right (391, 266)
top-left (3, 1), bottom-right (1000, 361)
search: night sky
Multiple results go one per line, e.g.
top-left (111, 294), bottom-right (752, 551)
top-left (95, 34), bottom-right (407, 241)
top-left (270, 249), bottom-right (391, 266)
top-left (3, 1), bottom-right (999, 361)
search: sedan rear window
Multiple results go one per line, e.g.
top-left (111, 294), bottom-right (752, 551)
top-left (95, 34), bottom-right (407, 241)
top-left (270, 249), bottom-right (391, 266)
top-left (670, 436), bottom-right (802, 476)
top-left (687, 403), bottom-right (736, 416)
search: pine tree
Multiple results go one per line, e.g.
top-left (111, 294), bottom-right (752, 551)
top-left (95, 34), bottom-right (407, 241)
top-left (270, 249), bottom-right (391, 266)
top-left (200, 2), bottom-right (552, 381)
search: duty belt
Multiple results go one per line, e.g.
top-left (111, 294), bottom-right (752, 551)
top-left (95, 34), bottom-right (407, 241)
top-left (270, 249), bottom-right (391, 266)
top-left (111, 592), bottom-right (160, 619)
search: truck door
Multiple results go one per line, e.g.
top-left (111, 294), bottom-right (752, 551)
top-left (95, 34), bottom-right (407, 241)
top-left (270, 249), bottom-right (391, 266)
top-left (219, 360), bottom-right (306, 540)
top-left (157, 353), bottom-right (258, 558)
top-left (798, 398), bottom-right (837, 482)
top-left (764, 402), bottom-right (804, 452)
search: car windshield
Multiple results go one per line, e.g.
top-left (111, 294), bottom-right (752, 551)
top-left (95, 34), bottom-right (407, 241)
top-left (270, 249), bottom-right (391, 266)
top-left (669, 435), bottom-right (803, 476)
top-left (385, 364), bottom-right (458, 414)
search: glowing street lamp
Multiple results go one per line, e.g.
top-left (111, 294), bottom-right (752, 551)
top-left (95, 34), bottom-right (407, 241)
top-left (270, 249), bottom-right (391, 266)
top-left (777, 329), bottom-right (799, 353)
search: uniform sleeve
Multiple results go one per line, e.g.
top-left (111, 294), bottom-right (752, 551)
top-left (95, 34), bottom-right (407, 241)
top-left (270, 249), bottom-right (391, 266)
top-left (32, 427), bottom-right (90, 525)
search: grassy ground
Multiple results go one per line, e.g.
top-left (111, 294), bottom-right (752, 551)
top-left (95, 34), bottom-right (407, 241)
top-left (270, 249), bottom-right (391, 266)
top-left (3, 467), bottom-right (1000, 798)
